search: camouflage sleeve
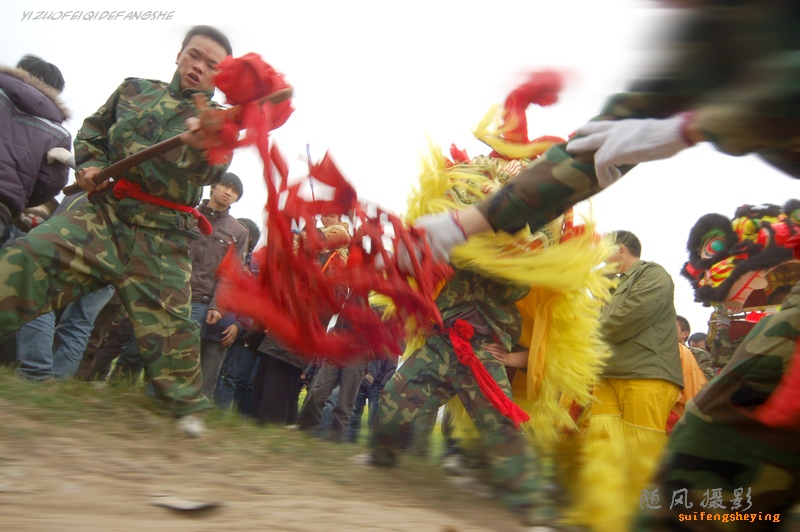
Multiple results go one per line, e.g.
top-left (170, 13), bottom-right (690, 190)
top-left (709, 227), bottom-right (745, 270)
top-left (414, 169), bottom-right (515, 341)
top-left (600, 4), bottom-right (800, 164)
top-left (176, 97), bottom-right (230, 187)
top-left (690, 346), bottom-right (716, 381)
top-left (475, 2), bottom-right (800, 233)
top-left (74, 81), bottom-right (125, 171)
top-left (711, 325), bottom-right (737, 371)
top-left (176, 144), bottom-right (228, 186)
top-left (692, 50), bottom-right (800, 168)
top-left (475, 144), bottom-right (606, 233)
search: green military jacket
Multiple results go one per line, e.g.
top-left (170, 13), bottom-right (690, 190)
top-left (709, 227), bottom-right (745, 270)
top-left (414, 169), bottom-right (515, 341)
top-left (74, 72), bottom-right (228, 231)
top-left (435, 268), bottom-right (530, 351)
top-left (478, 0), bottom-right (800, 233)
top-left (600, 260), bottom-right (683, 388)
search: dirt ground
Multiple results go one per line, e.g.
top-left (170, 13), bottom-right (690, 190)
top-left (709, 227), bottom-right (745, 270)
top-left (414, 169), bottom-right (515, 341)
top-left (0, 398), bottom-right (527, 532)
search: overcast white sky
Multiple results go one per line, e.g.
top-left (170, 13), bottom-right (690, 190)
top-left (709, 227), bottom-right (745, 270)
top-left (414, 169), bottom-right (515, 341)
top-left (4, 0), bottom-right (798, 334)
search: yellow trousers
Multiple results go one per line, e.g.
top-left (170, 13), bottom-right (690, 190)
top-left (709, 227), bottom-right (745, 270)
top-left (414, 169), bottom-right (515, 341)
top-left (565, 378), bottom-right (680, 531)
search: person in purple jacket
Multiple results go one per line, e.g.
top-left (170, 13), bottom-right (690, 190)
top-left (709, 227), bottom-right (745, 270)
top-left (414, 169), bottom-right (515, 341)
top-left (0, 55), bottom-right (71, 246)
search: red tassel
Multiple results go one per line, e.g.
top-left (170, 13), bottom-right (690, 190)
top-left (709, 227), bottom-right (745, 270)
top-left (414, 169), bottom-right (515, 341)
top-left (216, 110), bottom-right (452, 364)
top-left (205, 53), bottom-right (295, 166)
top-left (448, 319), bottom-right (531, 428)
top-left (449, 144), bottom-right (470, 165)
top-left (501, 70), bottom-right (564, 144)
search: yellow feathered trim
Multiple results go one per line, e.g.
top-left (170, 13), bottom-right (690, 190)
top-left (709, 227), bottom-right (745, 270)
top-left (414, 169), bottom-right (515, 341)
top-left (445, 224), bottom-right (616, 450)
top-left (563, 416), bottom-right (669, 532)
top-left (396, 122), bottom-right (614, 454)
top-left (386, 141), bottom-right (498, 357)
top-left (473, 104), bottom-right (559, 160)
top-left (405, 139), bottom-right (495, 224)
top-left (561, 414), bottom-right (630, 531)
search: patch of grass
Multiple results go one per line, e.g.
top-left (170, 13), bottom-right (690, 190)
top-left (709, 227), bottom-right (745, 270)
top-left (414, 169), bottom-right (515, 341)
top-left (0, 367), bottom-right (456, 487)
top-left (0, 367), bottom-right (525, 531)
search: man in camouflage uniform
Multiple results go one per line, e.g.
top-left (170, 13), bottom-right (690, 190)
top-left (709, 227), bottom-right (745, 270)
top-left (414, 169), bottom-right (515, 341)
top-left (677, 315), bottom-right (715, 381)
top-left (371, 268), bottom-right (550, 525)
top-left (405, 1), bottom-right (800, 529)
top-left (0, 25), bottom-right (231, 428)
top-left (634, 284), bottom-right (800, 531)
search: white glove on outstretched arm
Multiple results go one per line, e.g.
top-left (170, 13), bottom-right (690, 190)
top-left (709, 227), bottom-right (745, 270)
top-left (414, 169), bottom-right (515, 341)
top-left (395, 211), bottom-right (467, 273)
top-left (566, 114), bottom-right (694, 188)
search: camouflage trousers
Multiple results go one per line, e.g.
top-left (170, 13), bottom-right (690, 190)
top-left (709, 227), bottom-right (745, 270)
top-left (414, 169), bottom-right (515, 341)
top-left (372, 332), bottom-right (541, 511)
top-left (0, 195), bottom-right (211, 416)
top-left (633, 281), bottom-right (800, 531)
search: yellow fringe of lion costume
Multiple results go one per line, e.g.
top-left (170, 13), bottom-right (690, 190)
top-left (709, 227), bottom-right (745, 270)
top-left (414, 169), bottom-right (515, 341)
top-left (371, 104), bottom-right (642, 531)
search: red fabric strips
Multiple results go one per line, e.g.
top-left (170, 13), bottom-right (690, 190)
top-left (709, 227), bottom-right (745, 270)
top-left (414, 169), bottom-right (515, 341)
top-left (216, 101), bottom-right (452, 364)
top-left (448, 319), bottom-right (531, 428)
top-left (205, 53), bottom-right (295, 166)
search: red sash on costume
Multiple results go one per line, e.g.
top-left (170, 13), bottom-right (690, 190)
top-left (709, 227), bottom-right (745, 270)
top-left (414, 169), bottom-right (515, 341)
top-left (448, 319), bottom-right (531, 429)
top-left (113, 179), bottom-right (213, 236)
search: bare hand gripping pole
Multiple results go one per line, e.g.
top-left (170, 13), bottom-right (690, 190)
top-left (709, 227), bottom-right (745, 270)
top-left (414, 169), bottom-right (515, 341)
top-left (62, 87), bottom-right (293, 196)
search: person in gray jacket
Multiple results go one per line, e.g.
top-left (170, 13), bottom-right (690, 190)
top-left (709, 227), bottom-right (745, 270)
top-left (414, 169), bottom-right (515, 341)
top-left (188, 172), bottom-right (250, 397)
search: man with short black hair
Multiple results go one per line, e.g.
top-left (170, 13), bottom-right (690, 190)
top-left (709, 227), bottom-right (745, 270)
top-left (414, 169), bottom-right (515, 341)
top-left (687, 331), bottom-right (708, 351)
top-left (190, 172), bottom-right (250, 398)
top-left (570, 230), bottom-right (683, 529)
top-left (0, 54), bottom-right (70, 246)
top-left (676, 315), bottom-right (714, 381)
top-left (0, 26), bottom-right (233, 435)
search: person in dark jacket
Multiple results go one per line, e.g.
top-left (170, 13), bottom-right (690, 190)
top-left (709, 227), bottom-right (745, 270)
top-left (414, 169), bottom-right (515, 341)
top-left (0, 55), bottom-right (71, 246)
top-left (188, 172), bottom-right (250, 397)
top-left (346, 353), bottom-right (399, 443)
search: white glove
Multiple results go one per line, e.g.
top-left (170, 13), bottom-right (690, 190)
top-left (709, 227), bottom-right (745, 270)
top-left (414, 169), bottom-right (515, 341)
top-left (395, 211), bottom-right (467, 274)
top-left (566, 114), bottom-right (692, 187)
top-left (18, 212), bottom-right (45, 230)
top-left (46, 147), bottom-right (75, 169)
top-left (415, 211), bottom-right (466, 259)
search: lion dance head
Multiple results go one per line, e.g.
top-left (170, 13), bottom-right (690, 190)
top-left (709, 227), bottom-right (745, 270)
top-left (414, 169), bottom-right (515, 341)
top-left (681, 200), bottom-right (800, 311)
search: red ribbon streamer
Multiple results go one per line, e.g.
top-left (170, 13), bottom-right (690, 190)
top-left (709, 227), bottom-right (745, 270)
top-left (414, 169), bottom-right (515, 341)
top-left (448, 319), bottom-right (531, 429)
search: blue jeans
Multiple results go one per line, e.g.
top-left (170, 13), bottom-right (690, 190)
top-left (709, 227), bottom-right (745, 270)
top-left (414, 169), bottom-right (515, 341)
top-left (0, 224), bottom-right (24, 249)
top-left (347, 382), bottom-right (383, 442)
top-left (16, 285), bottom-right (115, 380)
top-left (191, 302), bottom-right (209, 338)
top-left (15, 312), bottom-right (56, 380)
top-left (215, 340), bottom-right (259, 413)
top-left (318, 385), bottom-right (340, 435)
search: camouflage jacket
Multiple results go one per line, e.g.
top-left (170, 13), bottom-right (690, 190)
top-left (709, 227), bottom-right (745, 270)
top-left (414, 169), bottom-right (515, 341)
top-left (710, 325), bottom-right (741, 371)
top-left (684, 280), bottom-right (800, 446)
top-left (689, 346), bottom-right (716, 381)
top-left (74, 72), bottom-right (229, 231)
top-left (478, 0), bottom-right (800, 233)
top-left (435, 268), bottom-right (530, 351)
